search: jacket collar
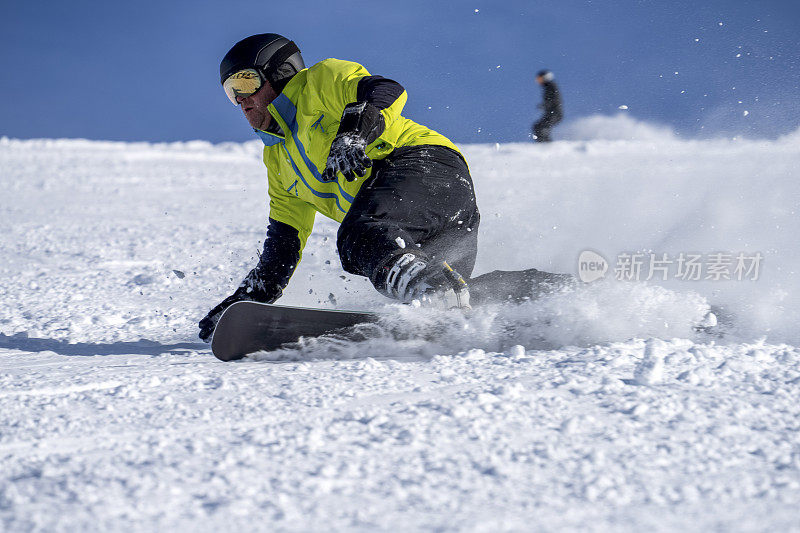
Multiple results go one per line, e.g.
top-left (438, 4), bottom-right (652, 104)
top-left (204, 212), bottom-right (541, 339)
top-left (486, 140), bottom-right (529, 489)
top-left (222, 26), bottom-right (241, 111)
top-left (254, 127), bottom-right (283, 146)
top-left (269, 93), bottom-right (297, 126)
top-left (254, 92), bottom-right (297, 146)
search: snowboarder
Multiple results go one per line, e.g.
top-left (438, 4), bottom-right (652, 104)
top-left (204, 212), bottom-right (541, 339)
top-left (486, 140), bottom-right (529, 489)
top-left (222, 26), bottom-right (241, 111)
top-left (532, 69), bottom-right (563, 143)
top-left (199, 33), bottom-right (480, 341)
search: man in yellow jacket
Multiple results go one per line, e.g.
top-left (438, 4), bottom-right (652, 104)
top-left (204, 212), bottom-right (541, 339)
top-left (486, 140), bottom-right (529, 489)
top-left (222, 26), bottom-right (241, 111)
top-left (199, 33), bottom-right (480, 341)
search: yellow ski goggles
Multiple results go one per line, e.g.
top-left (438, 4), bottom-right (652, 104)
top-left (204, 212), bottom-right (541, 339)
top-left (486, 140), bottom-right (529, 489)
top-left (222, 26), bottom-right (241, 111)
top-left (222, 69), bottom-right (264, 105)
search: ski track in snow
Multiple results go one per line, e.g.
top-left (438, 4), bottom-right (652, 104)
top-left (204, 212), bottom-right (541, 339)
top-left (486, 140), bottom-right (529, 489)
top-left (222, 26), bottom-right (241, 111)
top-left (1, 124), bottom-right (800, 531)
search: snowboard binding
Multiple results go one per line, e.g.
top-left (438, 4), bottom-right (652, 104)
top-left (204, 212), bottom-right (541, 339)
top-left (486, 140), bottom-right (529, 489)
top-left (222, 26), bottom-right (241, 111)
top-left (373, 252), bottom-right (472, 310)
top-left (426, 261), bottom-right (471, 310)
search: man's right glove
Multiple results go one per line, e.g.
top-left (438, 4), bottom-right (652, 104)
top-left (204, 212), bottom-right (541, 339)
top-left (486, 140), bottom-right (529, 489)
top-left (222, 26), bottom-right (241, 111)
top-left (198, 265), bottom-right (283, 342)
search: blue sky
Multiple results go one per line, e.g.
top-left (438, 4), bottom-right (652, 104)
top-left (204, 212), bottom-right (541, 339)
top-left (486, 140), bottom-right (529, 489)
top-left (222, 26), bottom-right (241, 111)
top-left (1, 0), bottom-right (798, 143)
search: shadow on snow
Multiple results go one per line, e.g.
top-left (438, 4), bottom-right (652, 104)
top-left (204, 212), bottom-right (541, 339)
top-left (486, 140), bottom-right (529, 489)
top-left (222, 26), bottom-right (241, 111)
top-left (0, 333), bottom-right (208, 357)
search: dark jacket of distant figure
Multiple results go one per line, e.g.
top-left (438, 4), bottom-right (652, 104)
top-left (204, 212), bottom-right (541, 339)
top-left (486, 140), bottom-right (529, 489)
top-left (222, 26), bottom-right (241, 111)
top-left (540, 81), bottom-right (563, 123)
top-left (533, 81), bottom-right (563, 142)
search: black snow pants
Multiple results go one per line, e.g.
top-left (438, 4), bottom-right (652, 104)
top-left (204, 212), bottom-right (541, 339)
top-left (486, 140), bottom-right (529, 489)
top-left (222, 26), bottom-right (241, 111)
top-left (532, 114), bottom-right (561, 142)
top-left (337, 145), bottom-right (480, 283)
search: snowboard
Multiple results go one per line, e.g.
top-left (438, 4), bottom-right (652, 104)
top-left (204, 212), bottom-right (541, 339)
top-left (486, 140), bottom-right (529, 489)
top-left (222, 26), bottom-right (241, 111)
top-left (211, 301), bottom-right (379, 361)
top-left (210, 268), bottom-right (574, 361)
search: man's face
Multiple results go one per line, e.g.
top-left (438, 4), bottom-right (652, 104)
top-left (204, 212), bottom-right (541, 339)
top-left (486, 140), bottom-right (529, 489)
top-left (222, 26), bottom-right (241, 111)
top-left (535, 75), bottom-right (544, 85)
top-left (238, 80), bottom-right (278, 130)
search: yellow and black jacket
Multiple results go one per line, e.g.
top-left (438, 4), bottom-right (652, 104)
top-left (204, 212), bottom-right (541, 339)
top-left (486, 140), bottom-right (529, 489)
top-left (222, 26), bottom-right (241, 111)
top-left (253, 58), bottom-right (460, 291)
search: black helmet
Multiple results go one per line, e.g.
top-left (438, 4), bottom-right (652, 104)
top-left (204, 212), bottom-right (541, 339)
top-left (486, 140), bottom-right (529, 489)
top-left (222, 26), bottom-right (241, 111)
top-left (220, 33), bottom-right (305, 94)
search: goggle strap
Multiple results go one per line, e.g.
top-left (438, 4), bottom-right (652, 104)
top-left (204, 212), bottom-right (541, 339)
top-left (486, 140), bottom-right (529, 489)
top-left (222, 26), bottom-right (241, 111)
top-left (265, 41), bottom-right (300, 81)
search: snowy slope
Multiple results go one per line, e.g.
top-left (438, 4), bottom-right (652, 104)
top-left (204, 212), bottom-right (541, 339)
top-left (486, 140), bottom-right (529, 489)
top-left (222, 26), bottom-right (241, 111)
top-left (1, 119), bottom-right (800, 531)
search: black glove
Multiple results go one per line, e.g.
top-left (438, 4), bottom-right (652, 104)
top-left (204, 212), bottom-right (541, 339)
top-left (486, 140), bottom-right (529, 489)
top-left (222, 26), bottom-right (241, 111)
top-left (322, 133), bottom-right (372, 182)
top-left (198, 266), bottom-right (283, 342)
top-left (322, 102), bottom-right (385, 182)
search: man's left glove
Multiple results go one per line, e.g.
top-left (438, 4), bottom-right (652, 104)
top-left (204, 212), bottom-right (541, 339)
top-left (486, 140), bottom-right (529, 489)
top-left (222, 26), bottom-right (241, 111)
top-left (322, 102), bottom-right (385, 182)
top-left (198, 265), bottom-right (283, 342)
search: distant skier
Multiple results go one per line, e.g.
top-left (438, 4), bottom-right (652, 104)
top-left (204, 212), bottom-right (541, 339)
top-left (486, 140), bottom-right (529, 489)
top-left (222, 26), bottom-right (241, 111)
top-left (532, 69), bottom-right (563, 143)
top-left (199, 33), bottom-right (480, 341)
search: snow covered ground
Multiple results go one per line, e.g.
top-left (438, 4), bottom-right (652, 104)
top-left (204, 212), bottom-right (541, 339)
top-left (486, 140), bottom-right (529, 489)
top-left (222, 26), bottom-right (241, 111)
top-left (1, 118), bottom-right (800, 531)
